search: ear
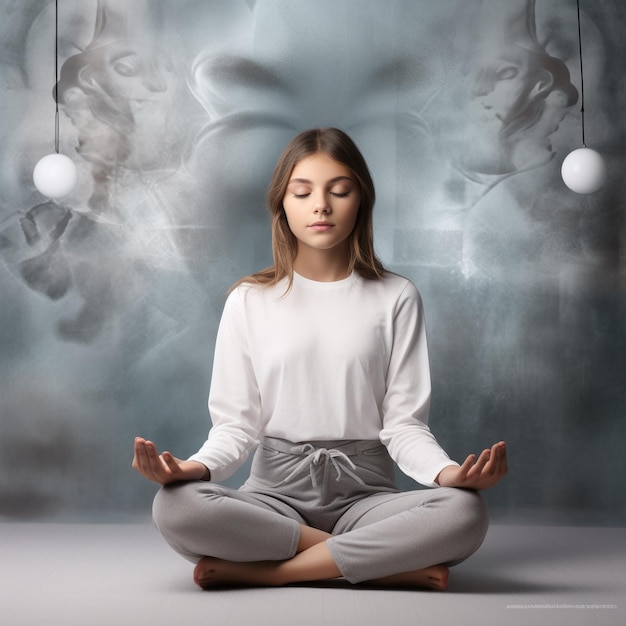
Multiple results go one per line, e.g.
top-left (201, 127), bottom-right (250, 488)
top-left (528, 69), bottom-right (554, 100)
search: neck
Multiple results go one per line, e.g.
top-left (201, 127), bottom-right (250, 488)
top-left (293, 245), bottom-right (351, 282)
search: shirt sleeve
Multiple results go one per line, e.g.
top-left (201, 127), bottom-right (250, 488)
top-left (188, 287), bottom-right (264, 482)
top-left (378, 280), bottom-right (459, 487)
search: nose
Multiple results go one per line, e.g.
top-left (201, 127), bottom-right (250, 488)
top-left (144, 67), bottom-right (169, 93)
top-left (313, 193), bottom-right (331, 215)
top-left (470, 72), bottom-right (494, 98)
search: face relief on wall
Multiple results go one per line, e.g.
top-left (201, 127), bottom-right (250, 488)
top-left (0, 0), bottom-right (624, 522)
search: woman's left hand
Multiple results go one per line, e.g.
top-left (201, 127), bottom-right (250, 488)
top-left (436, 441), bottom-right (507, 491)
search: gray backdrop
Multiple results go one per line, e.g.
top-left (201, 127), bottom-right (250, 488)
top-left (1, 0), bottom-right (624, 524)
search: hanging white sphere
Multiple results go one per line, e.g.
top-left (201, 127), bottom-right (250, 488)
top-left (561, 147), bottom-right (607, 194)
top-left (33, 153), bottom-right (78, 199)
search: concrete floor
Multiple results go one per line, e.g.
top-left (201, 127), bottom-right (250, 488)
top-left (0, 522), bottom-right (624, 626)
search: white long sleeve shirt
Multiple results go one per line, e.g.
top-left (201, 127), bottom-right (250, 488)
top-left (189, 271), bottom-right (458, 486)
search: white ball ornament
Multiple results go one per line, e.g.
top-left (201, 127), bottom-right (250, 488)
top-left (561, 147), bottom-right (607, 194)
top-left (33, 153), bottom-right (78, 199)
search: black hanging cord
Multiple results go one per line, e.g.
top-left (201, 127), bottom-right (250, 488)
top-left (54, 0), bottom-right (59, 153)
top-left (576, 0), bottom-right (586, 147)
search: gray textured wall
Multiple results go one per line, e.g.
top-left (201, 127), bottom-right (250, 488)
top-left (1, 0), bottom-right (624, 524)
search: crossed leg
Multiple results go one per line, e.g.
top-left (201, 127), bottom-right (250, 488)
top-left (154, 480), bottom-right (485, 591)
top-left (193, 524), bottom-right (449, 590)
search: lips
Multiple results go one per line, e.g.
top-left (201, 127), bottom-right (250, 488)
top-left (309, 221), bottom-right (334, 231)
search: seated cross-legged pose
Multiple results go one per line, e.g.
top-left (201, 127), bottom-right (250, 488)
top-left (132, 127), bottom-right (507, 591)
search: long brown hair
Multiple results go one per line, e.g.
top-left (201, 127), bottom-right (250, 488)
top-left (233, 127), bottom-right (386, 291)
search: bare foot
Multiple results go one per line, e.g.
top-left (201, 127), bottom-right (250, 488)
top-left (193, 557), bottom-right (282, 589)
top-left (194, 542), bottom-right (341, 590)
top-left (193, 551), bottom-right (448, 592)
top-left (367, 564), bottom-right (450, 591)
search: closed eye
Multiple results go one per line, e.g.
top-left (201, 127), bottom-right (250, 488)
top-left (496, 65), bottom-right (518, 81)
top-left (292, 191), bottom-right (351, 198)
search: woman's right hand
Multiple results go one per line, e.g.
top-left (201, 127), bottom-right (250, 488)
top-left (132, 437), bottom-right (210, 485)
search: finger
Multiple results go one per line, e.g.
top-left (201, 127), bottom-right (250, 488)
top-left (480, 444), bottom-right (507, 488)
top-left (132, 437), bottom-right (143, 465)
top-left (494, 442), bottom-right (508, 476)
top-left (458, 454), bottom-right (477, 478)
top-left (133, 437), bottom-right (144, 457)
top-left (467, 448), bottom-right (491, 478)
top-left (134, 438), bottom-right (151, 470)
top-left (162, 451), bottom-right (180, 474)
top-left (484, 444), bottom-right (502, 474)
top-left (145, 441), bottom-right (167, 478)
top-left (133, 439), bottom-right (160, 479)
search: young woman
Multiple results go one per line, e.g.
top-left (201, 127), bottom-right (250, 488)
top-left (132, 127), bottom-right (507, 590)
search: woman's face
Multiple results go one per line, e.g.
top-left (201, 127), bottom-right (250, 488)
top-left (452, 41), bottom-right (569, 174)
top-left (72, 40), bottom-right (179, 170)
top-left (282, 152), bottom-right (360, 256)
top-left (466, 45), bottom-right (541, 126)
top-left (97, 40), bottom-right (175, 101)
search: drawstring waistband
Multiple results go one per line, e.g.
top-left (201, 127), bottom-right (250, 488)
top-left (278, 444), bottom-right (366, 488)
top-left (244, 438), bottom-right (398, 505)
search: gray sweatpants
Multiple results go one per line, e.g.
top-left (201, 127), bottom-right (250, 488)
top-left (153, 438), bottom-right (488, 584)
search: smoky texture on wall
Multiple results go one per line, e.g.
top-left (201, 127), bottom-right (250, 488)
top-left (0, 0), bottom-right (624, 522)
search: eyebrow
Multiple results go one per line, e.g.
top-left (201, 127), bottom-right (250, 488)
top-left (288, 176), bottom-right (354, 184)
top-left (110, 51), bottom-right (140, 62)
